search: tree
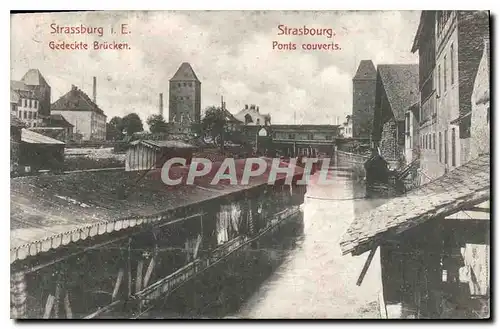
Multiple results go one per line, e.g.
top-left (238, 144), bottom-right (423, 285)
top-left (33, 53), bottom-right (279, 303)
top-left (201, 106), bottom-right (226, 151)
top-left (106, 116), bottom-right (124, 140)
top-left (121, 113), bottom-right (144, 136)
top-left (146, 114), bottom-right (170, 134)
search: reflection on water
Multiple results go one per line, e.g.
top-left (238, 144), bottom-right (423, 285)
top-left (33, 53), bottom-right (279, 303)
top-left (147, 168), bottom-right (389, 319)
top-left (144, 213), bottom-right (305, 319)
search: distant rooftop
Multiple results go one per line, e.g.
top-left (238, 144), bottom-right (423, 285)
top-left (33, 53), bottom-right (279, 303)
top-left (51, 85), bottom-right (105, 116)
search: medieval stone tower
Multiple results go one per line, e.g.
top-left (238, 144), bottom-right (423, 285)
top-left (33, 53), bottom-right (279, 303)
top-left (352, 60), bottom-right (377, 140)
top-left (169, 62), bottom-right (201, 125)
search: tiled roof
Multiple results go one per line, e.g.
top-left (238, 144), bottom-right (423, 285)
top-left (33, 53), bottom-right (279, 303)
top-left (10, 89), bottom-right (20, 103)
top-left (11, 80), bottom-right (29, 91)
top-left (340, 153), bottom-right (490, 256)
top-left (170, 62), bottom-right (200, 82)
top-left (11, 158), bottom-right (304, 263)
top-left (10, 114), bottom-right (25, 128)
top-left (21, 128), bottom-right (65, 145)
top-left (47, 114), bottom-right (74, 128)
top-left (353, 60), bottom-right (377, 80)
top-left (51, 86), bottom-right (105, 115)
top-left (378, 64), bottom-right (419, 121)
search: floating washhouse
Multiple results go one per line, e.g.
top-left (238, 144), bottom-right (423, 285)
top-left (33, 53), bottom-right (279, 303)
top-left (340, 153), bottom-right (490, 319)
top-left (125, 139), bottom-right (196, 172)
top-left (10, 158), bottom-right (306, 319)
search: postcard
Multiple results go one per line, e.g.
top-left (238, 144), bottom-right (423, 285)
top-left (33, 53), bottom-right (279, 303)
top-left (10, 10), bottom-right (490, 319)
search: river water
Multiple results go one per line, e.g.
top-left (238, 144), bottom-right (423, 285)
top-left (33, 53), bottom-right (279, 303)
top-left (147, 166), bottom-right (388, 319)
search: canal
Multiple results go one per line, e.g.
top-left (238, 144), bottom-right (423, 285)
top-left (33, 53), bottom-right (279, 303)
top-left (144, 166), bottom-right (388, 319)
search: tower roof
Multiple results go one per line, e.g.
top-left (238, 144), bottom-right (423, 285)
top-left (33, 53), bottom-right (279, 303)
top-left (170, 62), bottom-right (200, 82)
top-left (21, 69), bottom-right (49, 86)
top-left (353, 60), bottom-right (377, 80)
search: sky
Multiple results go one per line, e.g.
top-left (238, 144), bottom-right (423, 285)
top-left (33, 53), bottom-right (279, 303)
top-left (11, 11), bottom-right (420, 127)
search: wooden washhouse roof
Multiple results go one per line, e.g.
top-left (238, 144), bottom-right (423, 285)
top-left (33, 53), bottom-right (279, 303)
top-left (11, 158), bottom-right (304, 263)
top-left (340, 153), bottom-right (490, 256)
top-left (130, 139), bottom-right (196, 150)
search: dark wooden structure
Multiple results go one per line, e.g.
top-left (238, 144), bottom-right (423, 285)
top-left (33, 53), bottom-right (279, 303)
top-left (11, 158), bottom-right (306, 318)
top-left (340, 154), bottom-right (490, 319)
top-left (16, 128), bottom-right (65, 174)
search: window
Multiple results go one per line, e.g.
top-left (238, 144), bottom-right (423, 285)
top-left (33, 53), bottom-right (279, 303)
top-left (444, 129), bottom-right (448, 165)
top-left (28, 111), bottom-right (32, 119)
top-left (433, 133), bottom-right (436, 150)
top-left (439, 132), bottom-right (443, 162)
top-left (184, 83), bottom-right (187, 87)
top-left (451, 128), bottom-right (456, 166)
top-left (177, 83), bottom-right (181, 87)
top-left (18, 111), bottom-right (21, 118)
top-left (256, 118), bottom-right (260, 125)
top-left (450, 44), bottom-right (454, 85)
top-left (288, 133), bottom-right (295, 139)
top-left (33, 123), bottom-right (36, 127)
top-left (34, 112), bottom-right (37, 119)
top-left (23, 111), bottom-right (27, 119)
top-left (444, 55), bottom-right (447, 92)
top-left (438, 65), bottom-right (441, 96)
top-left (186, 96), bottom-right (190, 100)
top-left (34, 100), bottom-right (38, 109)
top-left (307, 133), bottom-right (314, 140)
top-left (188, 82), bottom-right (192, 87)
top-left (24, 99), bottom-right (27, 107)
top-left (29, 99), bottom-right (32, 108)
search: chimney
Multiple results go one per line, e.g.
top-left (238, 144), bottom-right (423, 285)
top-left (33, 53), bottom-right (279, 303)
top-left (92, 76), bottom-right (97, 103)
top-left (245, 104), bottom-right (248, 109)
top-left (256, 106), bottom-right (259, 113)
top-left (159, 93), bottom-right (164, 116)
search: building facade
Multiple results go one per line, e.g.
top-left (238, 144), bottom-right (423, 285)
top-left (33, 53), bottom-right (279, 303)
top-left (352, 60), bottom-right (377, 140)
top-left (234, 104), bottom-right (271, 126)
top-left (11, 89), bottom-right (42, 128)
top-left (412, 11), bottom-right (489, 182)
top-left (468, 38), bottom-right (490, 161)
top-left (169, 62), bottom-right (201, 127)
top-left (271, 124), bottom-right (340, 157)
top-left (51, 85), bottom-right (107, 141)
top-left (339, 115), bottom-right (353, 138)
top-left (404, 103), bottom-right (420, 164)
top-left (11, 69), bottom-right (52, 119)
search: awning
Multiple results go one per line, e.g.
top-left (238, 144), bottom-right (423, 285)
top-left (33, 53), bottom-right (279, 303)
top-left (340, 153), bottom-right (490, 256)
